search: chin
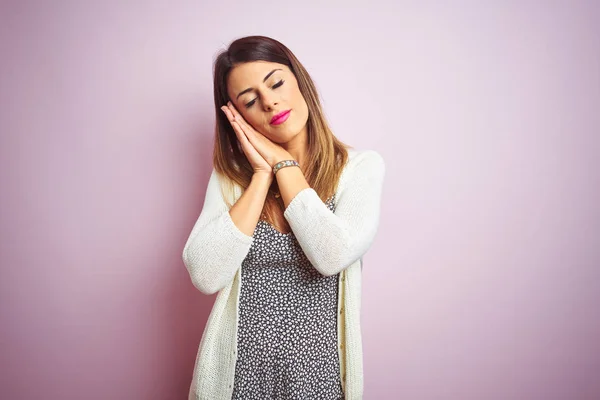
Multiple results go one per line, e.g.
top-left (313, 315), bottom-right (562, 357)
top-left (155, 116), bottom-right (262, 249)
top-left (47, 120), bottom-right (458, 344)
top-left (270, 134), bottom-right (293, 145)
top-left (265, 126), bottom-right (293, 140)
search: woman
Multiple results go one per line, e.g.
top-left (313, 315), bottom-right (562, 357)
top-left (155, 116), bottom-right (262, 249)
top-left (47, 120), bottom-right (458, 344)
top-left (182, 35), bottom-right (385, 400)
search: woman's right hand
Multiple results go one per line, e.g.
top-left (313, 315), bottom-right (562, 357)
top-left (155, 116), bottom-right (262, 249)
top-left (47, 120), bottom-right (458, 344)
top-left (221, 106), bottom-right (272, 176)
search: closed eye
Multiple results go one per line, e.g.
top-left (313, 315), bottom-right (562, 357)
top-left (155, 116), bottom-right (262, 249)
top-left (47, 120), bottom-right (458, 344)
top-left (244, 80), bottom-right (285, 108)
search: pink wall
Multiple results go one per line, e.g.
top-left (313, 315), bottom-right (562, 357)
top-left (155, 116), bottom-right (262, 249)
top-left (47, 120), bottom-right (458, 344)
top-left (1, 1), bottom-right (599, 399)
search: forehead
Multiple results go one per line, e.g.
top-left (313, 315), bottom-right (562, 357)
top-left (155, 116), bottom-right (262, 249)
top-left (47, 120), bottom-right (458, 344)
top-left (227, 61), bottom-right (288, 91)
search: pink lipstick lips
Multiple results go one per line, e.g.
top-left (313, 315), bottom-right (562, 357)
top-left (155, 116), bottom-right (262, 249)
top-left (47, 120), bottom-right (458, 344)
top-left (270, 110), bottom-right (291, 125)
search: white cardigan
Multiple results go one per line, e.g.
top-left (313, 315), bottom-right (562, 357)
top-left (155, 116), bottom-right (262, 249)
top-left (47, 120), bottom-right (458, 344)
top-left (182, 149), bottom-right (385, 400)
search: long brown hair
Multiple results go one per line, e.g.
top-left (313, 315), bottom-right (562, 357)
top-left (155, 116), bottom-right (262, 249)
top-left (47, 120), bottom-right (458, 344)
top-left (212, 35), bottom-right (350, 231)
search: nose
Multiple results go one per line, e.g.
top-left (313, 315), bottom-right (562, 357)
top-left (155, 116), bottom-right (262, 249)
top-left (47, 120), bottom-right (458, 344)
top-left (261, 92), bottom-right (279, 111)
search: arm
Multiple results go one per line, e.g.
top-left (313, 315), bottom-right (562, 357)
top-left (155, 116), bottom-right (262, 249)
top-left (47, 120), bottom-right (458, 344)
top-left (282, 150), bottom-right (386, 276)
top-left (182, 170), bottom-right (272, 294)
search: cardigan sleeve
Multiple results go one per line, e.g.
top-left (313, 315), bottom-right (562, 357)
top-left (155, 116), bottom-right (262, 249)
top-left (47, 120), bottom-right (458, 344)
top-left (182, 169), bottom-right (254, 295)
top-left (283, 150), bottom-right (385, 277)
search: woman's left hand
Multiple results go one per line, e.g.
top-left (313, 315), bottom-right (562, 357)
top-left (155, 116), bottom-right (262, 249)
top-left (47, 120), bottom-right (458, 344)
top-left (223, 101), bottom-right (293, 167)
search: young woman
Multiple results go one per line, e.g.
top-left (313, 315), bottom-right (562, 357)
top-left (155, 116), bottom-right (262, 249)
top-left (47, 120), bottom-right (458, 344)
top-left (182, 35), bottom-right (385, 400)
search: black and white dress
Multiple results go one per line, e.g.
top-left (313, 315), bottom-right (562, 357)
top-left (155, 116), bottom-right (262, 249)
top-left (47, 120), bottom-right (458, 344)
top-left (232, 195), bottom-right (344, 400)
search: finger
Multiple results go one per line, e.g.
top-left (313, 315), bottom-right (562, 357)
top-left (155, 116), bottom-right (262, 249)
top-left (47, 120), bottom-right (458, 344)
top-left (232, 123), bottom-right (250, 153)
top-left (222, 106), bottom-right (251, 150)
top-left (231, 120), bottom-right (248, 142)
top-left (233, 121), bottom-right (260, 159)
top-left (225, 104), bottom-right (272, 152)
top-left (228, 111), bottom-right (249, 137)
top-left (233, 127), bottom-right (248, 153)
top-left (227, 101), bottom-right (242, 118)
top-left (223, 107), bottom-right (254, 142)
top-left (225, 107), bottom-right (257, 144)
top-left (227, 102), bottom-right (253, 132)
top-left (221, 106), bottom-right (235, 123)
top-left (223, 105), bottom-right (243, 135)
top-left (228, 108), bottom-right (253, 130)
top-left (227, 101), bottom-right (239, 116)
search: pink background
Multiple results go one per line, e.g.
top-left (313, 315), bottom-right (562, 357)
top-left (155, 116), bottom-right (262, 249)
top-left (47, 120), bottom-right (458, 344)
top-left (1, 1), bottom-right (599, 399)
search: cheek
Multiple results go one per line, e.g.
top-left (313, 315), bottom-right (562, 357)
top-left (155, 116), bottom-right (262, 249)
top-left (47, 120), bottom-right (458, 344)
top-left (289, 85), bottom-right (307, 110)
top-left (294, 92), bottom-right (309, 117)
top-left (235, 106), bottom-right (253, 122)
top-left (289, 85), bottom-right (302, 105)
top-left (241, 110), bottom-right (268, 130)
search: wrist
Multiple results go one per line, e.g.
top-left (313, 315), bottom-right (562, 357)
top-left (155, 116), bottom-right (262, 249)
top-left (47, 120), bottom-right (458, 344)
top-left (270, 151), bottom-right (294, 167)
top-left (273, 159), bottom-right (300, 176)
top-left (253, 170), bottom-right (274, 183)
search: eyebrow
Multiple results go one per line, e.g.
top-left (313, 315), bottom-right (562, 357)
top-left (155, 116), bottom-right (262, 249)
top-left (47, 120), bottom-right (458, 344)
top-left (236, 69), bottom-right (282, 99)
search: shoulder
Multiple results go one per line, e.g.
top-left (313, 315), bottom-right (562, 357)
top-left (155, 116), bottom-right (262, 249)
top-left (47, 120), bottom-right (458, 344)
top-left (344, 148), bottom-right (385, 176)
top-left (336, 149), bottom-right (385, 193)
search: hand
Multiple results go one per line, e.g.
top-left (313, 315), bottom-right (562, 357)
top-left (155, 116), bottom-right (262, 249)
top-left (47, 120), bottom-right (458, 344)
top-left (222, 102), bottom-right (292, 167)
top-left (221, 104), bottom-right (272, 175)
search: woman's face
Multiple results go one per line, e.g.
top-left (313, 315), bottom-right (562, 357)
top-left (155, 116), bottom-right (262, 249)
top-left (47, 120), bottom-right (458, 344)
top-left (226, 61), bottom-right (309, 144)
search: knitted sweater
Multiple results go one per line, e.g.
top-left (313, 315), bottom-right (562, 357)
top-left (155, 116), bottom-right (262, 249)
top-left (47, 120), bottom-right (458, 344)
top-left (182, 149), bottom-right (385, 400)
